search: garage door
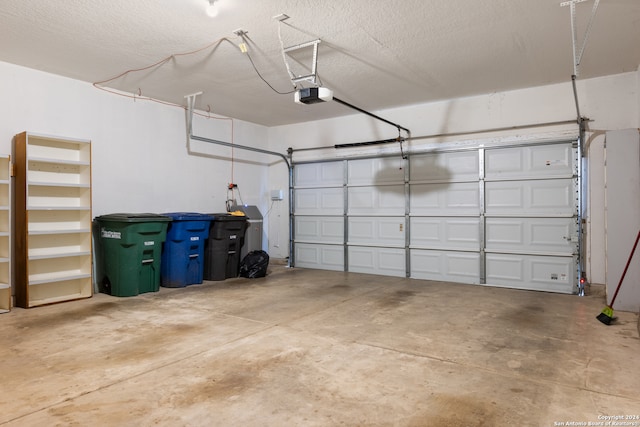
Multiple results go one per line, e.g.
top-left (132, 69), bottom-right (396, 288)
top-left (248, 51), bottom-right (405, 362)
top-left (292, 140), bottom-right (579, 294)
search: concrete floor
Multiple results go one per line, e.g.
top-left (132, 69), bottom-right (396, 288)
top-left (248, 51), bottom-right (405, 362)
top-left (1, 265), bottom-right (639, 426)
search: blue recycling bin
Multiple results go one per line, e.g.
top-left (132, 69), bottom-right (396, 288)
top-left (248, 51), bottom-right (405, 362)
top-left (161, 213), bottom-right (214, 288)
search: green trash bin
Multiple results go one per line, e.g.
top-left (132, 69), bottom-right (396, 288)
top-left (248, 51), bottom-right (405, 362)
top-left (94, 213), bottom-right (172, 297)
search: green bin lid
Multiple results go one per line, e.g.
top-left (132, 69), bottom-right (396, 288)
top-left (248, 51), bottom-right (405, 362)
top-left (95, 213), bottom-right (173, 223)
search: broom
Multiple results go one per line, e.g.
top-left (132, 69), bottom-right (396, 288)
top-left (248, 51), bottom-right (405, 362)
top-left (597, 229), bottom-right (640, 325)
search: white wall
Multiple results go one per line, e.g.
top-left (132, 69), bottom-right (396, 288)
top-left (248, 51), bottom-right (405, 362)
top-left (605, 129), bottom-right (640, 313)
top-left (3, 58), bottom-right (638, 292)
top-left (0, 60), bottom-right (272, 224)
top-left (268, 71), bottom-right (640, 285)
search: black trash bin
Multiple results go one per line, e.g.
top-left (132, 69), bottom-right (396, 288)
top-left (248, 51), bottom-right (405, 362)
top-left (204, 214), bottom-right (248, 281)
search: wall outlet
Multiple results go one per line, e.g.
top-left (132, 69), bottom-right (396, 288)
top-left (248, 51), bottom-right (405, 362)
top-left (271, 189), bottom-right (284, 200)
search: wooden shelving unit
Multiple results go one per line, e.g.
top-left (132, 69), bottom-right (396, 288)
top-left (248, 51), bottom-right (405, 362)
top-left (14, 132), bottom-right (92, 308)
top-left (0, 155), bottom-right (11, 313)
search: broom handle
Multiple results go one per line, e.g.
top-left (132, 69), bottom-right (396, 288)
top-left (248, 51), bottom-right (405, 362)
top-left (610, 229), bottom-right (640, 307)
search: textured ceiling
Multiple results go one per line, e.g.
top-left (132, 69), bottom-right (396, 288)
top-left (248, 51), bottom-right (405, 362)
top-left (0, 0), bottom-right (639, 126)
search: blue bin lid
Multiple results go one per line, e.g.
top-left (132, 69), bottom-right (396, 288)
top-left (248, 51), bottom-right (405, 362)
top-left (163, 212), bottom-right (215, 221)
top-left (95, 213), bottom-right (173, 223)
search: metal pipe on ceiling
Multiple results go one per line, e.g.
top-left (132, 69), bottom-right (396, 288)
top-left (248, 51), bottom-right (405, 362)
top-left (188, 134), bottom-right (294, 269)
top-left (185, 93), bottom-right (294, 267)
top-left (190, 134), bottom-right (290, 169)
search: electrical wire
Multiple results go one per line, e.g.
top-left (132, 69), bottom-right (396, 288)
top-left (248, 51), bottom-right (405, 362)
top-left (93, 29), bottom-right (296, 105)
top-left (92, 36), bottom-right (237, 124)
top-left (235, 185), bottom-right (244, 206)
top-left (264, 199), bottom-right (276, 217)
top-left (93, 37), bottom-right (235, 87)
top-left (92, 33), bottom-right (297, 209)
top-left (226, 188), bottom-right (234, 212)
top-left (92, 36), bottom-right (238, 183)
top-left (225, 186), bottom-right (245, 212)
top-left (230, 117), bottom-right (235, 187)
top-left (244, 49), bottom-right (296, 95)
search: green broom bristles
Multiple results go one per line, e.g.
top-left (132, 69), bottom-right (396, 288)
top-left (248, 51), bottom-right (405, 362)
top-left (596, 306), bottom-right (615, 325)
top-left (596, 230), bottom-right (640, 326)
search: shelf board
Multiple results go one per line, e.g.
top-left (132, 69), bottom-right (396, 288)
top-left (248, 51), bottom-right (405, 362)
top-left (17, 133), bottom-right (93, 307)
top-left (29, 228), bottom-right (91, 235)
top-left (27, 206), bottom-right (91, 211)
top-left (0, 231), bottom-right (9, 237)
top-left (0, 283), bottom-right (10, 289)
top-left (0, 257), bottom-right (9, 263)
top-left (0, 180), bottom-right (9, 185)
top-left (26, 132), bottom-right (89, 143)
top-left (27, 292), bottom-right (89, 307)
top-left (29, 251), bottom-right (91, 261)
top-left (28, 272), bottom-right (92, 286)
top-left (0, 206), bottom-right (9, 211)
top-left (27, 181), bottom-right (90, 188)
top-left (27, 156), bottom-right (90, 166)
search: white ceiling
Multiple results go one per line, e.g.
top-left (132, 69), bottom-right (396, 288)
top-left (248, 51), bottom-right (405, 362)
top-left (1, 0), bottom-right (639, 127)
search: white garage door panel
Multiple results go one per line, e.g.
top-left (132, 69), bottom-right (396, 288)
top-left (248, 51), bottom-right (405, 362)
top-left (410, 151), bottom-right (479, 182)
top-left (348, 185), bottom-right (405, 215)
top-left (348, 247), bottom-right (405, 277)
top-left (295, 243), bottom-right (344, 271)
top-left (410, 217), bottom-right (480, 250)
top-left (295, 216), bottom-right (344, 244)
top-left (411, 182), bottom-right (480, 215)
top-left (348, 158), bottom-right (404, 185)
top-left (293, 141), bottom-right (580, 294)
top-left (410, 249), bottom-right (480, 284)
top-left (485, 217), bottom-right (576, 254)
top-left (294, 162), bottom-right (343, 187)
top-left (348, 217), bottom-right (405, 246)
top-left (485, 253), bottom-right (575, 293)
top-left (485, 179), bottom-right (575, 216)
top-left (485, 144), bottom-right (574, 179)
top-left (294, 188), bottom-right (344, 215)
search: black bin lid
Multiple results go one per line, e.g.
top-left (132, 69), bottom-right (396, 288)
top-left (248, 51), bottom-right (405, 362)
top-left (209, 213), bottom-right (247, 222)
